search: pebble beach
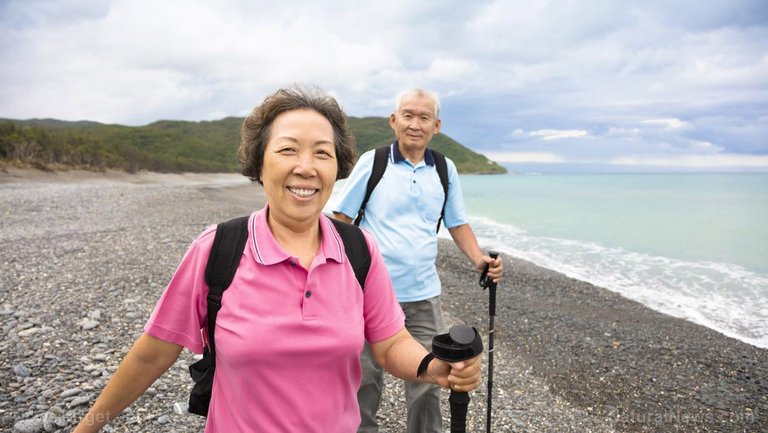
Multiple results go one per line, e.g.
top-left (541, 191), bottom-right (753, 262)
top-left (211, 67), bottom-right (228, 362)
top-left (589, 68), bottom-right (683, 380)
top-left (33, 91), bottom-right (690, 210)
top-left (1, 168), bottom-right (765, 432)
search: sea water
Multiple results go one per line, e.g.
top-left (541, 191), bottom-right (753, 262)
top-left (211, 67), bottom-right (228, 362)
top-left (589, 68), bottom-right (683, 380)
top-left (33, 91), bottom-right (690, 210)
top-left (453, 173), bottom-right (768, 349)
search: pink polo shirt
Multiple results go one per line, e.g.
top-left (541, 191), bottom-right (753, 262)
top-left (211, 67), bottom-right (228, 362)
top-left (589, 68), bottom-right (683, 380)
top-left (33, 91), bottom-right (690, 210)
top-left (144, 206), bottom-right (405, 432)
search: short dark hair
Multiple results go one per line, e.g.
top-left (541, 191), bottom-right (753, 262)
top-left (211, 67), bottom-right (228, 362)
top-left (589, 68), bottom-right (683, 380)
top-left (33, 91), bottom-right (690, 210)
top-left (238, 85), bottom-right (357, 183)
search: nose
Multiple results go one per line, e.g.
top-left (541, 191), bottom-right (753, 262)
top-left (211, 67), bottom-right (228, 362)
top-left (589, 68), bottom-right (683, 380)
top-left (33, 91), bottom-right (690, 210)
top-left (292, 150), bottom-right (317, 177)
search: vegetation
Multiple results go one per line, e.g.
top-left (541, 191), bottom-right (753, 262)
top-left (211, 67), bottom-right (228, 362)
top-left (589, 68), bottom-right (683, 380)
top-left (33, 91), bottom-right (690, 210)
top-left (0, 117), bottom-right (506, 174)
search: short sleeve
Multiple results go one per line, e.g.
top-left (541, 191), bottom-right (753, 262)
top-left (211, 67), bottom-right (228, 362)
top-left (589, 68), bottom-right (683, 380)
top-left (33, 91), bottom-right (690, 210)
top-left (359, 230), bottom-right (405, 343)
top-left (331, 149), bottom-right (376, 220)
top-left (143, 226), bottom-right (217, 354)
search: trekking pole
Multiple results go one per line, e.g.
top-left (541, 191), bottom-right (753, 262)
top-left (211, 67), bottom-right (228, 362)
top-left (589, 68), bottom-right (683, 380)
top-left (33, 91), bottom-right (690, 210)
top-left (432, 325), bottom-right (484, 433)
top-left (479, 251), bottom-right (499, 433)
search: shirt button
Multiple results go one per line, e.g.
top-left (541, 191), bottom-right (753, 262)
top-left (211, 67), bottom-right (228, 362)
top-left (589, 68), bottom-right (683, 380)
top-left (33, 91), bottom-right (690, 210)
top-left (412, 180), bottom-right (416, 183)
top-left (290, 260), bottom-right (296, 266)
top-left (305, 291), bottom-right (312, 298)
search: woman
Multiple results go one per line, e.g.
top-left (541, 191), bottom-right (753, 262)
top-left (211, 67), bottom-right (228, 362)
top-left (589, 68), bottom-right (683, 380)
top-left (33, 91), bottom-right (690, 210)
top-left (73, 86), bottom-right (481, 432)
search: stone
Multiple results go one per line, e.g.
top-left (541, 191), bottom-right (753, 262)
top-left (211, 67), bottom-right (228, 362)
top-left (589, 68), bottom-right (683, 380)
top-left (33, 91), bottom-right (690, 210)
top-left (41, 412), bottom-right (56, 432)
top-left (13, 418), bottom-right (44, 433)
top-left (59, 388), bottom-right (82, 398)
top-left (68, 396), bottom-right (90, 408)
top-left (80, 319), bottom-right (99, 330)
top-left (13, 364), bottom-right (32, 378)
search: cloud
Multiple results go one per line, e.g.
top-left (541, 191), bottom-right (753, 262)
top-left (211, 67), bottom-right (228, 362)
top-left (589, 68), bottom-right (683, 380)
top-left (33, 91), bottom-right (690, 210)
top-left (426, 58), bottom-right (479, 82)
top-left (641, 118), bottom-right (688, 129)
top-left (0, 0), bottom-right (765, 170)
top-left (484, 151), bottom-right (565, 163)
top-left (529, 129), bottom-right (589, 140)
top-left (611, 154), bottom-right (768, 168)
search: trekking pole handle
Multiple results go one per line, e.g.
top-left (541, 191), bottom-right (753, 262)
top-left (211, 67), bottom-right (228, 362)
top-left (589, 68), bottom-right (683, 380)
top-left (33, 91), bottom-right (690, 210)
top-left (432, 325), bottom-right (484, 433)
top-left (480, 252), bottom-right (499, 316)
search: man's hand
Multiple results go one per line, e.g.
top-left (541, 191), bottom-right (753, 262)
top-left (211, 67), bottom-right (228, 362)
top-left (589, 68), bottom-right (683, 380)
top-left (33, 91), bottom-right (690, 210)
top-left (448, 224), bottom-right (504, 283)
top-left (476, 254), bottom-right (503, 283)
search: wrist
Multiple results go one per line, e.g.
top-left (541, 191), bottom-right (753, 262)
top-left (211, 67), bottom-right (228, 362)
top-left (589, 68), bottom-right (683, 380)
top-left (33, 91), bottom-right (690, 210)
top-left (416, 353), bottom-right (435, 380)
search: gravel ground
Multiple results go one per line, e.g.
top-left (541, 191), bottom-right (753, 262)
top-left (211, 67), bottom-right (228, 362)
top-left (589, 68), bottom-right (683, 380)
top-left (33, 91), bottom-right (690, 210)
top-left (1, 171), bottom-right (765, 432)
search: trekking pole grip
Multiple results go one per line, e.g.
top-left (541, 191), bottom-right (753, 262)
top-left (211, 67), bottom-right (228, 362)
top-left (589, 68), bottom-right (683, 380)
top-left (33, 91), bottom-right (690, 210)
top-left (480, 251), bottom-right (499, 315)
top-left (432, 325), bottom-right (484, 433)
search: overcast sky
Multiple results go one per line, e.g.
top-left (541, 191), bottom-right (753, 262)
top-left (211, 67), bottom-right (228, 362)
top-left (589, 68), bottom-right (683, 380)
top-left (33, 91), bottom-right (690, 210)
top-left (1, 0), bottom-right (766, 170)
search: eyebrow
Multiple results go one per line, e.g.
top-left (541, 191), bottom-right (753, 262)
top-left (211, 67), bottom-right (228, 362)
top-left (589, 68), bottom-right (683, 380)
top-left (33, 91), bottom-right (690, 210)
top-left (400, 108), bottom-right (434, 117)
top-left (273, 136), bottom-right (334, 146)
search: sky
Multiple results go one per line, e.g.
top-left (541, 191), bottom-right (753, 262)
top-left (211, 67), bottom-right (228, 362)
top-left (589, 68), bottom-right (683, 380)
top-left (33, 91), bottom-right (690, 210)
top-left (1, 0), bottom-right (767, 171)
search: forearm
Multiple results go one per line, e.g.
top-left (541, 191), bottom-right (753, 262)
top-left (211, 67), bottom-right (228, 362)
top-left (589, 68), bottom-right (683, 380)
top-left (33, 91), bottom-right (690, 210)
top-left (448, 224), bottom-right (484, 268)
top-left (374, 329), bottom-right (432, 383)
top-left (371, 328), bottom-right (481, 391)
top-left (73, 334), bottom-right (182, 432)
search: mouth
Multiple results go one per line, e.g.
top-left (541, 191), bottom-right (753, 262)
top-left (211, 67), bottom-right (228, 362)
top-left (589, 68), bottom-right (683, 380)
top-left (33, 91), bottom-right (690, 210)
top-left (287, 186), bottom-right (318, 198)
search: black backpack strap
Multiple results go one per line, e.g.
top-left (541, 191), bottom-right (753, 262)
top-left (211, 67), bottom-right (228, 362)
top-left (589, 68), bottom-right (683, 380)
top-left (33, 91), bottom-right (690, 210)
top-left (204, 215), bottom-right (249, 355)
top-left (354, 145), bottom-right (390, 226)
top-left (188, 215), bottom-right (249, 416)
top-left (432, 149), bottom-right (449, 233)
top-left (330, 218), bottom-right (371, 290)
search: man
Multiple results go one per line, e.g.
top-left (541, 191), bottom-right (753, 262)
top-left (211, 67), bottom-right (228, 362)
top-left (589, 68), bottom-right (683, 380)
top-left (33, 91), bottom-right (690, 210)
top-left (332, 88), bottom-right (503, 433)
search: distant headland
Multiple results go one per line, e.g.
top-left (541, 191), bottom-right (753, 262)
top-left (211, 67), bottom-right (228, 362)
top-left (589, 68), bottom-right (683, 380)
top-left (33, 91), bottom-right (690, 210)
top-left (0, 117), bottom-right (507, 175)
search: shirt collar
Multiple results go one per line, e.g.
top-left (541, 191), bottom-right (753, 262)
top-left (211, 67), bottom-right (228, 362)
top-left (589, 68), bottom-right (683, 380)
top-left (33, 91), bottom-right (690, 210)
top-left (250, 205), bottom-right (344, 266)
top-left (391, 141), bottom-right (435, 166)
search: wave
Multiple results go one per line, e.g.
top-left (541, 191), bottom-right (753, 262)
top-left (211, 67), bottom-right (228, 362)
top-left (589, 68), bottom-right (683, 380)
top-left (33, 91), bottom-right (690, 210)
top-left (446, 216), bottom-right (768, 349)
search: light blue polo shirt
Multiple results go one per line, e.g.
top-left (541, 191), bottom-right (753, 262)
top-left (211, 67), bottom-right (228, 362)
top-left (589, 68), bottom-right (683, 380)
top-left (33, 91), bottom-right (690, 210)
top-left (332, 142), bottom-right (468, 302)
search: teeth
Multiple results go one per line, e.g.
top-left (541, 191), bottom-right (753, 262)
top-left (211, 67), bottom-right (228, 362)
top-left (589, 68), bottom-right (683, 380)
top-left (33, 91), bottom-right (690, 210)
top-left (289, 187), bottom-right (316, 197)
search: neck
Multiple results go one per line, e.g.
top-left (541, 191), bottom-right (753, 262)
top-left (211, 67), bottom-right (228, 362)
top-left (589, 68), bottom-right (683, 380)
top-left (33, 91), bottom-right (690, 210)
top-left (398, 143), bottom-right (426, 165)
top-left (267, 211), bottom-right (321, 269)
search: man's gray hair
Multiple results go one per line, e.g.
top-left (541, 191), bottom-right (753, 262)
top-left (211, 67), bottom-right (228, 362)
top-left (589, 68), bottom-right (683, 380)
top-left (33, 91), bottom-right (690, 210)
top-left (395, 88), bottom-right (441, 118)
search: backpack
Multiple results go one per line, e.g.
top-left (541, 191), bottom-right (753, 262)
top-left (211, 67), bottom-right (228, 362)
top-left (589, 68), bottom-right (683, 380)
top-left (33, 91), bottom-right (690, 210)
top-left (187, 215), bottom-right (371, 417)
top-left (353, 145), bottom-right (449, 233)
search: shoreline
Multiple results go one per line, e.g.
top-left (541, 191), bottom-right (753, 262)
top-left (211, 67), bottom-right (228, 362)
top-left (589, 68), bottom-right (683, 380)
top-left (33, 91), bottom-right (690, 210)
top-left (0, 166), bottom-right (249, 185)
top-left (1, 169), bottom-right (765, 432)
top-left (436, 239), bottom-right (766, 431)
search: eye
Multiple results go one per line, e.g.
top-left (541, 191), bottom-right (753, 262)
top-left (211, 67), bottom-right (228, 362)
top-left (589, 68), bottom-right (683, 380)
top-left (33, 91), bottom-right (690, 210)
top-left (315, 148), bottom-right (334, 159)
top-left (276, 146), bottom-right (297, 154)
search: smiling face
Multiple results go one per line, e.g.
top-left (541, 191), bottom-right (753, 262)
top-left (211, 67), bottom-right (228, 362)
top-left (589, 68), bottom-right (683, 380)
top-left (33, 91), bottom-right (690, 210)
top-left (260, 109), bottom-right (338, 231)
top-left (390, 93), bottom-right (441, 160)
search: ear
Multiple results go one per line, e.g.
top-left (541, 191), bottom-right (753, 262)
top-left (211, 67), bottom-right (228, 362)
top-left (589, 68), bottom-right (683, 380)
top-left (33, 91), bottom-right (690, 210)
top-left (389, 113), bottom-right (397, 130)
top-left (434, 118), bottom-right (442, 134)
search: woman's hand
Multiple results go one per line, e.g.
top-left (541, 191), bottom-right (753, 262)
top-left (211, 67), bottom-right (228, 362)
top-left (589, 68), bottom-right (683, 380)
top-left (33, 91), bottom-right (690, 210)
top-left (426, 354), bottom-right (483, 392)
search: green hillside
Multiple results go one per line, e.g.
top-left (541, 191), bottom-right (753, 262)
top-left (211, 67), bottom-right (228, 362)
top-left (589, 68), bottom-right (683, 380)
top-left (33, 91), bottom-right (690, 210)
top-left (0, 117), bottom-right (506, 174)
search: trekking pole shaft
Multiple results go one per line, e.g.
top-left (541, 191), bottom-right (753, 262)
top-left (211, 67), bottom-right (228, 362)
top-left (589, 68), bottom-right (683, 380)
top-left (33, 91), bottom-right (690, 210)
top-left (486, 252), bottom-right (498, 433)
top-left (449, 390), bottom-right (470, 433)
top-left (486, 314), bottom-right (494, 433)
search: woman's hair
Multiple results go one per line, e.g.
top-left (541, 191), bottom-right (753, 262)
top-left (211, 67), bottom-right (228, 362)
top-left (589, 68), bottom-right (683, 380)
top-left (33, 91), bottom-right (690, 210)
top-left (238, 85), bottom-right (357, 183)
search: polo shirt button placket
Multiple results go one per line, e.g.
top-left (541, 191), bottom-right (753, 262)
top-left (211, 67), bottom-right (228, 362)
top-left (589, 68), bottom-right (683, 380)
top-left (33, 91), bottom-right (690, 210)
top-left (302, 288), bottom-right (317, 320)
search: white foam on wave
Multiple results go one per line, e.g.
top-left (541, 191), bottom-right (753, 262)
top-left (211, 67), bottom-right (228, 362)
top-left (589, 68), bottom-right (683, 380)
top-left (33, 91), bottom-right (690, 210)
top-left (462, 216), bottom-right (768, 349)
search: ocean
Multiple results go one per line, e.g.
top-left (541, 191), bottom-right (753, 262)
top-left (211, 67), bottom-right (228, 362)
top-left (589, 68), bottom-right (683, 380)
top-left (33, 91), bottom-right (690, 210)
top-left (452, 173), bottom-right (768, 349)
